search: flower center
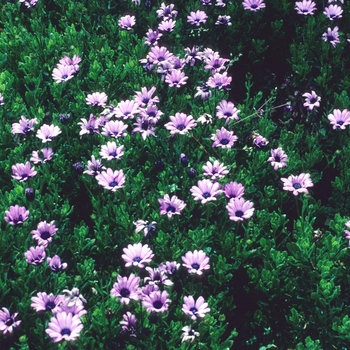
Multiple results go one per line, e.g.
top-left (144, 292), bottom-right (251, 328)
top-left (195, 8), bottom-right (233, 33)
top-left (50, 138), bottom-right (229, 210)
top-left (153, 300), bottom-right (163, 309)
top-left (46, 301), bottom-right (56, 310)
top-left (109, 181), bottom-right (118, 187)
top-left (191, 263), bottom-right (200, 270)
top-left (293, 183), bottom-right (301, 189)
top-left (274, 156), bottom-right (281, 162)
top-left (167, 205), bottom-right (176, 213)
top-left (203, 192), bottom-right (210, 198)
top-left (62, 74), bottom-right (68, 79)
top-left (235, 210), bottom-right (244, 217)
top-left (177, 124), bottom-right (185, 130)
top-left (134, 257), bottom-right (141, 263)
top-left (61, 328), bottom-right (71, 336)
top-left (190, 307), bottom-right (198, 314)
top-left (220, 139), bottom-right (229, 145)
top-left (41, 231), bottom-right (51, 240)
top-left (120, 288), bottom-right (130, 297)
top-left (5, 318), bottom-right (13, 326)
top-left (338, 121), bottom-right (344, 125)
top-left (251, 4), bottom-right (257, 8)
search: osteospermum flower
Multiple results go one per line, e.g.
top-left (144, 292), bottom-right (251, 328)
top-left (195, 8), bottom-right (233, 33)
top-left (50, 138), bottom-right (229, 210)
top-left (194, 84), bottom-right (212, 100)
top-left (187, 10), bottom-right (208, 26)
top-left (164, 113), bottom-right (197, 134)
top-left (144, 29), bottom-right (163, 46)
top-left (182, 250), bottom-right (210, 275)
top-left (223, 182), bottom-right (245, 199)
top-left (142, 290), bottom-right (171, 313)
top-left (102, 120), bottom-right (128, 138)
top-left (86, 92), bottom-right (108, 107)
top-left (132, 116), bottom-right (157, 140)
top-left (115, 100), bottom-right (139, 119)
top-left (207, 72), bottom-right (232, 90)
top-left (203, 160), bottom-right (229, 180)
top-left (118, 15), bottom-right (136, 30)
top-left (323, 4), bottom-right (343, 20)
top-left (78, 115), bottom-right (100, 136)
top-left (302, 91), bottom-right (321, 110)
top-left (47, 255), bottom-right (68, 272)
top-left (327, 109), bottom-right (350, 129)
top-left (211, 127), bottom-right (238, 148)
top-left (58, 55), bottom-right (81, 73)
top-left (182, 296), bottom-right (210, 320)
top-left (31, 292), bottom-right (65, 313)
top-left (111, 274), bottom-right (141, 305)
top-left (134, 86), bottom-right (159, 107)
top-left (267, 148), bottom-right (288, 170)
top-left (56, 300), bottom-right (87, 319)
top-left (281, 173), bottom-right (314, 196)
top-left (95, 168), bottom-right (125, 191)
top-left (30, 148), bottom-right (54, 164)
top-left (226, 197), bottom-right (255, 221)
top-left (120, 312), bottom-right (138, 336)
top-left (11, 115), bottom-right (38, 135)
top-left (158, 18), bottom-right (176, 32)
top-left (147, 46), bottom-right (174, 65)
top-left (216, 100), bottom-right (240, 122)
top-left (52, 64), bottom-right (75, 83)
top-left (322, 26), bottom-right (340, 48)
top-left (295, 0), bottom-right (317, 15)
top-left (0, 308), bottom-right (21, 335)
top-left (156, 3), bottom-right (178, 19)
top-left (46, 312), bottom-right (83, 343)
top-left (181, 326), bottom-right (200, 343)
top-left (122, 243), bottom-right (154, 268)
top-left (158, 194), bottom-right (186, 218)
top-left (12, 162), bottom-right (37, 182)
top-left (99, 142), bottom-right (124, 161)
top-left (36, 124), bottom-right (61, 142)
top-left (62, 288), bottom-right (87, 307)
top-left (134, 220), bottom-right (157, 237)
top-left (25, 246), bottom-right (46, 265)
top-left (144, 267), bottom-right (173, 286)
top-left (165, 70), bottom-right (188, 88)
top-left (204, 55), bottom-right (229, 74)
top-left (242, 0), bottom-right (266, 12)
top-left (4, 205), bottom-right (29, 226)
top-left (190, 179), bottom-right (223, 204)
top-left (31, 220), bottom-right (58, 247)
top-left (159, 261), bottom-right (180, 275)
top-left (84, 155), bottom-right (105, 176)
top-left (215, 15), bottom-right (232, 26)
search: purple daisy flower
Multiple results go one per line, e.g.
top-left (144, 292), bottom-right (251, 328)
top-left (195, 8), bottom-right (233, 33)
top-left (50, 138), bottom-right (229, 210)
top-left (226, 197), bottom-right (255, 221)
top-left (45, 312), bottom-right (83, 343)
top-left (115, 100), bottom-right (139, 119)
top-left (144, 267), bottom-right (173, 286)
top-left (120, 312), bottom-right (138, 337)
top-left (242, 0), bottom-right (266, 11)
top-left (295, 0), bottom-right (317, 15)
top-left (187, 10), bottom-right (208, 26)
top-left (194, 84), bottom-right (212, 101)
top-left (327, 109), bottom-right (350, 129)
top-left (122, 243), bottom-right (154, 268)
top-left (99, 142), bottom-right (124, 161)
top-left (184, 46), bottom-right (203, 67)
top-left (132, 116), bottom-right (157, 140)
top-left (302, 91), bottom-right (321, 110)
top-left (216, 100), bottom-right (240, 122)
top-left (202, 160), bottom-right (229, 180)
top-left (211, 127), bottom-right (238, 148)
top-left (95, 168), bottom-right (125, 191)
top-left (31, 292), bottom-right (65, 313)
top-left (4, 205), bottom-right (29, 226)
top-left (56, 300), bottom-right (87, 319)
top-left (156, 3), bottom-right (178, 19)
top-left (134, 220), bottom-right (157, 237)
top-left (207, 72), bottom-right (232, 90)
top-left (12, 162), bottom-right (37, 182)
top-left (52, 64), bottom-right (75, 83)
top-left (86, 92), bottom-right (108, 107)
top-left (141, 284), bottom-right (160, 297)
top-left (31, 220), bottom-right (58, 247)
top-left (267, 148), bottom-right (288, 170)
top-left (58, 55), bottom-right (81, 73)
top-left (0, 308), bottom-right (21, 335)
top-left (322, 26), bottom-right (340, 48)
top-left (142, 290), bottom-right (171, 313)
top-left (223, 182), bottom-right (245, 199)
top-left (204, 55), bottom-right (229, 73)
top-left (145, 29), bottom-right (163, 46)
top-left (253, 134), bottom-right (269, 148)
top-left (182, 250), bottom-right (210, 275)
top-left (78, 115), bottom-right (100, 136)
top-left (215, 15), bottom-right (232, 26)
top-left (36, 124), bottom-right (61, 142)
top-left (134, 86), bottom-right (159, 107)
top-left (190, 179), bottom-right (223, 204)
top-left (101, 120), bottom-right (128, 138)
top-left (164, 113), bottom-right (197, 135)
top-left (111, 274), bottom-right (141, 305)
top-left (158, 194), bottom-right (186, 218)
top-left (84, 155), bottom-right (105, 176)
top-left (139, 104), bottom-right (163, 122)
top-left (158, 18), bottom-right (176, 32)
top-left (118, 15), bottom-right (136, 30)
top-left (11, 115), bottom-right (38, 135)
top-left (47, 255), bottom-right (68, 272)
top-left (30, 148), bottom-right (54, 164)
top-left (147, 46), bottom-right (174, 65)
top-left (182, 296), bottom-right (210, 320)
top-left (159, 261), bottom-right (180, 275)
top-left (323, 4), bottom-right (343, 20)
top-left (25, 246), bottom-right (46, 265)
top-left (281, 173), bottom-right (314, 196)
top-left (165, 70), bottom-right (188, 88)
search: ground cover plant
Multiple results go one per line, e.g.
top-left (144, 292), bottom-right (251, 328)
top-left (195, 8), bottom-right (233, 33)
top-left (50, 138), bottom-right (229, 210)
top-left (1, 0), bottom-right (350, 349)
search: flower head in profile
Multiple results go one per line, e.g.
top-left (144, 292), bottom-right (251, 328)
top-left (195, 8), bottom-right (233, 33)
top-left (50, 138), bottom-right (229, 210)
top-left (223, 182), bottom-right (245, 199)
top-left (95, 168), bottom-right (125, 191)
top-left (31, 292), bottom-right (65, 313)
top-left (102, 120), bottom-right (128, 138)
top-left (182, 296), bottom-right (210, 320)
top-left (99, 142), bottom-right (124, 161)
top-left (211, 127), bottom-right (238, 148)
top-left (187, 10), bottom-right (208, 26)
top-left (327, 109), bottom-right (350, 129)
top-left (52, 64), bottom-right (75, 83)
top-left (36, 124), bottom-right (61, 142)
top-left (267, 148), bottom-right (288, 170)
top-left (182, 250), bottom-right (210, 275)
top-left (156, 3), bottom-right (178, 19)
top-left (281, 173), bottom-right (314, 196)
top-left (45, 312), bottom-right (83, 343)
top-left (295, 0), bottom-right (317, 15)
top-left (190, 179), bottom-right (223, 204)
top-left (194, 84), bottom-right (212, 100)
top-left (62, 288), bottom-right (87, 307)
top-left (84, 155), bottom-right (105, 176)
top-left (134, 220), bottom-right (157, 237)
top-left (226, 197), bottom-right (255, 221)
top-left (216, 100), bottom-right (240, 123)
top-left (86, 92), bottom-right (108, 107)
top-left (115, 100), bottom-right (139, 119)
top-left (323, 4), bottom-right (343, 20)
top-left (242, 0), bottom-right (266, 12)
top-left (144, 29), bottom-right (163, 46)
top-left (142, 290), bottom-right (171, 313)
top-left (12, 162), bottom-right (37, 182)
top-left (302, 91), bottom-right (321, 110)
top-left (31, 221), bottom-right (58, 247)
top-left (78, 115), bottom-right (100, 136)
top-left (30, 148), bottom-right (54, 164)
top-left (144, 267), bottom-right (173, 286)
top-left (118, 15), bottom-right (136, 30)
top-left (207, 72), bottom-right (232, 90)
top-left (322, 26), bottom-right (340, 48)
top-left (181, 325), bottom-right (200, 343)
top-left (158, 18), bottom-right (176, 32)
top-left (47, 255), bottom-right (68, 272)
top-left (203, 160), bottom-right (229, 180)
top-left (164, 113), bottom-right (196, 134)
top-left (25, 246), bottom-right (46, 265)
top-left (58, 55), bottom-right (81, 73)
top-left (120, 312), bottom-right (138, 337)
top-left (122, 243), bottom-right (154, 268)
top-left (12, 115), bottom-right (38, 136)
top-left (111, 274), bottom-right (141, 305)
top-left (56, 300), bottom-right (86, 319)
top-left (165, 70), bottom-right (188, 88)
top-left (158, 194), bottom-right (186, 218)
top-left (0, 308), bottom-right (21, 335)
top-left (4, 205), bottom-right (29, 226)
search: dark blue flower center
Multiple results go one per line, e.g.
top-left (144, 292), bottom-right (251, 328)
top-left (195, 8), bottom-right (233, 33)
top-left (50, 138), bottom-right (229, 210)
top-left (192, 263), bottom-right (200, 270)
top-left (109, 181), bottom-right (118, 187)
top-left (274, 156), bottom-right (281, 162)
top-left (41, 231), bottom-right (51, 240)
top-left (220, 139), bottom-right (229, 145)
top-left (235, 210), bottom-right (244, 217)
top-left (190, 307), bottom-right (198, 314)
top-left (62, 74), bottom-right (68, 79)
top-left (142, 122), bottom-right (149, 130)
top-left (46, 301), bottom-right (56, 310)
top-left (293, 183), bottom-right (301, 189)
top-left (153, 300), bottom-right (163, 309)
top-left (5, 318), bottom-right (13, 326)
top-left (203, 192), bottom-right (210, 199)
top-left (167, 205), bottom-right (176, 212)
top-left (134, 257), bottom-right (141, 263)
top-left (61, 328), bottom-right (71, 336)
top-left (120, 288), bottom-right (130, 297)
top-left (251, 4), bottom-right (257, 8)
top-left (338, 121), bottom-right (344, 126)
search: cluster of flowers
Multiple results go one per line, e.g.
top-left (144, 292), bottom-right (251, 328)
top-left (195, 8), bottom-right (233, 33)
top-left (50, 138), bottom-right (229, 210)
top-left (111, 241), bottom-right (211, 342)
top-left (52, 55), bottom-right (81, 83)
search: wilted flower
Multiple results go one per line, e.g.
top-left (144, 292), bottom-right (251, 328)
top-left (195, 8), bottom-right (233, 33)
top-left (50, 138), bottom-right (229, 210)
top-left (120, 312), bottom-right (138, 336)
top-left (12, 162), bottom-right (37, 182)
top-left (226, 197), bottom-right (255, 221)
top-left (144, 267), bottom-right (173, 286)
top-left (182, 250), bottom-right (210, 275)
top-left (267, 148), bottom-right (288, 170)
top-left (0, 308), bottom-right (21, 334)
top-left (182, 296), bottom-right (210, 320)
top-left (159, 261), bottom-right (180, 275)
top-left (31, 220), bottom-right (58, 247)
top-left (36, 124), bottom-right (61, 142)
top-left (84, 156), bottom-right (105, 176)
top-left (111, 274), bottom-right (141, 305)
top-left (47, 255), bottom-right (68, 272)
top-left (132, 116), bottom-right (157, 140)
top-left (86, 92), bottom-right (108, 107)
top-left (156, 3), bottom-right (178, 19)
top-left (25, 246), bottom-right (46, 265)
top-left (197, 113), bottom-right (213, 124)
top-left (158, 194), bottom-right (186, 218)
top-left (122, 243), bottom-right (154, 268)
top-left (4, 205), bottom-right (29, 226)
top-left (142, 290), bottom-right (171, 313)
top-left (281, 173), bottom-right (314, 196)
top-left (118, 15), bottom-right (136, 30)
top-left (215, 15), bottom-right (232, 26)
top-left (62, 288), bottom-right (87, 307)
top-left (181, 325), bottom-right (200, 343)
